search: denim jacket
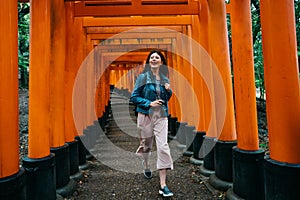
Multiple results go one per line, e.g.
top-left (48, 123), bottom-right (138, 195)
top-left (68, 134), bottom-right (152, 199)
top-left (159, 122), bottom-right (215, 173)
top-left (130, 71), bottom-right (172, 116)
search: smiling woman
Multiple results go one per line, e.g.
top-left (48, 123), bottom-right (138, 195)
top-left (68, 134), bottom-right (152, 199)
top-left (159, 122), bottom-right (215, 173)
top-left (130, 49), bottom-right (174, 197)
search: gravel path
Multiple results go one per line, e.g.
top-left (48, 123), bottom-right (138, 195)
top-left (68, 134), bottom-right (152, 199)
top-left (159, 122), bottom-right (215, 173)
top-left (18, 89), bottom-right (268, 200)
top-left (68, 93), bottom-right (223, 200)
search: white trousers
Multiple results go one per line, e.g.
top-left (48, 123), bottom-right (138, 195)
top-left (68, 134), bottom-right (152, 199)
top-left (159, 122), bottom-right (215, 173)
top-left (136, 111), bottom-right (173, 170)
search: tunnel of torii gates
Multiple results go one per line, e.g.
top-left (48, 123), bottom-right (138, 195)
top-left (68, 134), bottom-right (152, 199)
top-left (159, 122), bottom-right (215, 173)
top-left (0, 0), bottom-right (299, 200)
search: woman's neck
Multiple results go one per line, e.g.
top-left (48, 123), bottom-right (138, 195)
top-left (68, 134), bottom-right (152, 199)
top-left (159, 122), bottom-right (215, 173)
top-left (151, 68), bottom-right (159, 76)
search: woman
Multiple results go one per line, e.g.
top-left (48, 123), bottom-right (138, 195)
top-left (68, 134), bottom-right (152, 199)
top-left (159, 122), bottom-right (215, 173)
top-left (130, 50), bottom-right (174, 197)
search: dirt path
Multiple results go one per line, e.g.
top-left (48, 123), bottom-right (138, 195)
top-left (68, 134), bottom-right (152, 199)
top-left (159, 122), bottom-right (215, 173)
top-left (68, 93), bottom-right (223, 200)
top-left (18, 87), bottom-right (268, 200)
top-left (70, 156), bottom-right (222, 200)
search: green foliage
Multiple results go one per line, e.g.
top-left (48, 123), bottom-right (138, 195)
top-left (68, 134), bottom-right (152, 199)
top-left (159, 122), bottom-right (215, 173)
top-left (250, 0), bottom-right (300, 99)
top-left (18, 3), bottom-right (30, 88)
top-left (295, 0), bottom-right (300, 54)
top-left (251, 0), bottom-right (265, 99)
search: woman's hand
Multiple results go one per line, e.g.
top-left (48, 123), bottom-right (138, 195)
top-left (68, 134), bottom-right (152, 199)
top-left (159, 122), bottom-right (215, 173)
top-left (164, 83), bottom-right (171, 91)
top-left (150, 99), bottom-right (164, 107)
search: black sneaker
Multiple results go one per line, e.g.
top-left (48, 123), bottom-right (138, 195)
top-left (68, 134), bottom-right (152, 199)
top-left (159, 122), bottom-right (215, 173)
top-left (159, 186), bottom-right (174, 197)
top-left (142, 160), bottom-right (152, 179)
top-left (143, 168), bottom-right (152, 179)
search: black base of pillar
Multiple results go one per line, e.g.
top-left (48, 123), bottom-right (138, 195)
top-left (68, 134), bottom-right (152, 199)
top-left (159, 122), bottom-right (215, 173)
top-left (55, 179), bottom-right (77, 198)
top-left (182, 125), bottom-right (195, 156)
top-left (51, 144), bottom-right (77, 198)
top-left (0, 168), bottom-right (26, 200)
top-left (75, 136), bottom-right (87, 166)
top-left (79, 162), bottom-right (91, 170)
top-left (185, 125), bottom-right (196, 153)
top-left (209, 173), bottom-right (233, 192)
top-left (199, 136), bottom-right (216, 177)
top-left (168, 134), bottom-right (176, 141)
top-left (210, 140), bottom-right (236, 191)
top-left (22, 153), bottom-right (56, 200)
top-left (190, 131), bottom-right (205, 165)
top-left (82, 129), bottom-right (94, 151)
top-left (202, 136), bottom-right (216, 172)
top-left (226, 147), bottom-right (265, 200)
top-left (193, 131), bottom-right (206, 159)
top-left (199, 165), bottom-right (215, 177)
top-left (70, 170), bottom-right (83, 181)
top-left (225, 188), bottom-right (244, 200)
top-left (67, 140), bottom-right (79, 176)
top-left (264, 155), bottom-right (300, 200)
top-left (215, 140), bottom-right (237, 181)
top-left (175, 122), bottom-right (187, 147)
top-left (86, 152), bottom-right (95, 161)
top-left (50, 144), bottom-right (70, 189)
top-left (84, 125), bottom-right (99, 150)
top-left (76, 135), bottom-right (90, 170)
top-left (189, 156), bottom-right (203, 166)
top-left (168, 117), bottom-right (178, 137)
top-left (183, 150), bottom-right (193, 157)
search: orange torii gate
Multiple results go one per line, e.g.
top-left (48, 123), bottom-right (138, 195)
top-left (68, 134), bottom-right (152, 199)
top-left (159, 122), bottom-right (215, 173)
top-left (83, 22), bottom-right (190, 128)
top-left (0, 1), bottom-right (299, 200)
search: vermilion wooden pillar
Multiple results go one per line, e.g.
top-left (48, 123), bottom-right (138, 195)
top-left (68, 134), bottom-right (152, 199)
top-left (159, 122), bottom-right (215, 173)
top-left (0, 0), bottom-right (19, 179)
top-left (48, 0), bottom-right (78, 195)
top-left (191, 15), bottom-right (206, 133)
top-left (196, 0), bottom-right (218, 176)
top-left (190, 3), bottom-right (218, 171)
top-left (173, 37), bottom-right (183, 122)
top-left (207, 0), bottom-right (237, 191)
top-left (27, 1), bottom-right (51, 159)
top-left (181, 26), bottom-right (198, 156)
top-left (65, 2), bottom-right (78, 142)
top-left (72, 17), bottom-right (86, 136)
top-left (105, 68), bottom-right (110, 115)
top-left (65, 1), bottom-right (83, 181)
top-left (22, 0), bottom-right (56, 199)
top-left (189, 16), bottom-right (207, 166)
top-left (49, 0), bottom-right (66, 149)
top-left (169, 45), bottom-right (180, 119)
top-left (179, 29), bottom-right (196, 128)
top-left (260, 0), bottom-right (300, 165)
top-left (226, 0), bottom-right (265, 199)
top-left (173, 34), bottom-right (188, 150)
top-left (260, 0), bottom-right (300, 199)
top-left (208, 0), bottom-right (236, 142)
top-left (0, 1), bottom-right (26, 199)
top-left (86, 44), bottom-right (93, 128)
top-left (95, 48), bottom-right (102, 119)
top-left (231, 0), bottom-right (259, 151)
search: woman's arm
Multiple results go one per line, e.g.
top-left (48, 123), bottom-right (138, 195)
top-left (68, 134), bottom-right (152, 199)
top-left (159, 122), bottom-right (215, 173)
top-left (130, 74), bottom-right (152, 109)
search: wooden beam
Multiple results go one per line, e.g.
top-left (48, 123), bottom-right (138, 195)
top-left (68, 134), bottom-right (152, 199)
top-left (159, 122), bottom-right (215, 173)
top-left (92, 43), bottom-right (171, 52)
top-left (98, 46), bottom-right (172, 65)
top-left (74, 0), bottom-right (199, 17)
top-left (87, 32), bottom-right (178, 40)
top-left (103, 52), bottom-right (149, 63)
top-left (109, 66), bottom-right (135, 70)
top-left (83, 16), bottom-right (192, 27)
top-left (85, 26), bottom-right (184, 34)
